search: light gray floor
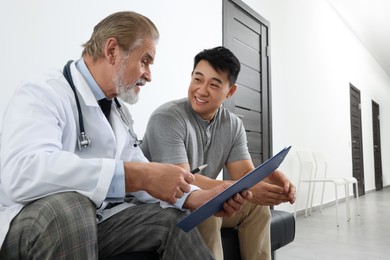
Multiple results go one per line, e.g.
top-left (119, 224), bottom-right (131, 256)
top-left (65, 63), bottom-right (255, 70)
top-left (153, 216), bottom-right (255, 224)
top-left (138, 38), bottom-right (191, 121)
top-left (276, 186), bottom-right (390, 260)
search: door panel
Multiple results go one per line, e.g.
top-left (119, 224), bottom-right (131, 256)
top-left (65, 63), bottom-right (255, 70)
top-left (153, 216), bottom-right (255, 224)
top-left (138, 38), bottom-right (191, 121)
top-left (231, 20), bottom-right (260, 51)
top-left (251, 153), bottom-right (262, 167)
top-left (233, 85), bottom-right (261, 112)
top-left (247, 132), bottom-right (262, 154)
top-left (349, 84), bottom-right (365, 196)
top-left (372, 101), bottom-right (383, 190)
top-left (231, 8), bottom-right (261, 33)
top-left (231, 41), bottom-right (261, 71)
top-left (234, 107), bottom-right (261, 133)
top-left (238, 64), bottom-right (261, 91)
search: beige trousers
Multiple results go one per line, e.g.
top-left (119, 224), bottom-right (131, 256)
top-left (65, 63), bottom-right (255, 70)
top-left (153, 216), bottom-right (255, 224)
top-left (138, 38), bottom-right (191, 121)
top-left (197, 203), bottom-right (271, 260)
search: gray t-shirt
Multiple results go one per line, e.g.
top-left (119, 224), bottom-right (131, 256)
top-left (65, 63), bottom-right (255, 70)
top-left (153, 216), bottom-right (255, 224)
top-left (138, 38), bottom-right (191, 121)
top-left (141, 98), bottom-right (251, 179)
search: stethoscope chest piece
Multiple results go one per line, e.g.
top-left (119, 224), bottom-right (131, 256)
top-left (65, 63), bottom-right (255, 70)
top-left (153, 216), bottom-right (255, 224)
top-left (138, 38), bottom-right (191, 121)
top-left (78, 131), bottom-right (91, 150)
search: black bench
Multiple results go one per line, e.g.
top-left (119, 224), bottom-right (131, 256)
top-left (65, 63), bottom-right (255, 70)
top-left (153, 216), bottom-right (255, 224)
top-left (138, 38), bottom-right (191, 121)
top-left (105, 210), bottom-right (295, 260)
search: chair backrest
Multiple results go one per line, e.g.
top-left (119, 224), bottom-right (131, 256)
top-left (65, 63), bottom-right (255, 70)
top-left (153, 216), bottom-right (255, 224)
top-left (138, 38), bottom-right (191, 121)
top-left (0, 111), bottom-right (3, 175)
top-left (0, 112), bottom-right (2, 179)
top-left (312, 151), bottom-right (327, 179)
top-left (296, 150), bottom-right (315, 181)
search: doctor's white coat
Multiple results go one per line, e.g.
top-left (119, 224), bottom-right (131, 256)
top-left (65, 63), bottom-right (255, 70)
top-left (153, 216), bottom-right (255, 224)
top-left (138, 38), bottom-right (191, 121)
top-left (0, 61), bottom-right (180, 248)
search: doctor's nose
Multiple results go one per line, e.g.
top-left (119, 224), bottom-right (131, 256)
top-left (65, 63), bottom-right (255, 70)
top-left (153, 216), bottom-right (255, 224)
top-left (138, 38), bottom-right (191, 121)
top-left (143, 67), bottom-right (152, 82)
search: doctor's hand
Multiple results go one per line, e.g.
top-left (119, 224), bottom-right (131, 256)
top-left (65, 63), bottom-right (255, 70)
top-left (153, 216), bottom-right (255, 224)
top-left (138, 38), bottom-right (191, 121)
top-left (183, 183), bottom-right (252, 218)
top-left (124, 162), bottom-right (195, 204)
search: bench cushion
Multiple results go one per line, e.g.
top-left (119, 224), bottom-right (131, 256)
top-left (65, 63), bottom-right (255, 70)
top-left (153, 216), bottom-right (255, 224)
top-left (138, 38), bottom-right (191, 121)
top-left (105, 210), bottom-right (295, 260)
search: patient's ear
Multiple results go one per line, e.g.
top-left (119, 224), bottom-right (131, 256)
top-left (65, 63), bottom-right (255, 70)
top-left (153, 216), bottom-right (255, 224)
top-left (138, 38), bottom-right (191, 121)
top-left (226, 84), bottom-right (237, 98)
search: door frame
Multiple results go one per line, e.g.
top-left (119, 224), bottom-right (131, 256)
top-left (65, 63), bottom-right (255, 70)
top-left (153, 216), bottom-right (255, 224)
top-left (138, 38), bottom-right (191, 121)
top-left (223, 0), bottom-right (273, 159)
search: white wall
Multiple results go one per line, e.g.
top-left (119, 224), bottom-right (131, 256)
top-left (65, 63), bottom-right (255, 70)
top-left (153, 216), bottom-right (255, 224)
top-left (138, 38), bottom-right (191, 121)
top-left (1, 0), bottom-right (389, 213)
top-left (243, 0), bottom-right (390, 212)
top-left (0, 0), bottom-right (222, 135)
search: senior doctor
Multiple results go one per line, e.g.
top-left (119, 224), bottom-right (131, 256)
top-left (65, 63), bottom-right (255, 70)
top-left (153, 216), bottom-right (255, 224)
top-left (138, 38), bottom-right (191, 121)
top-left (0, 11), bottom-right (247, 259)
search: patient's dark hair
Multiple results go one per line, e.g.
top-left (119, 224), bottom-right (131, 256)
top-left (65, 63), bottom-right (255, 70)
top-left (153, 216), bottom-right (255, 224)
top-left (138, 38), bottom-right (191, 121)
top-left (193, 46), bottom-right (241, 86)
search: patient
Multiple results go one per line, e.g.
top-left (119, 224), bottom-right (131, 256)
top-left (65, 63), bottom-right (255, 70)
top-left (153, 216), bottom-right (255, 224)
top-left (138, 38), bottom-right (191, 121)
top-left (141, 46), bottom-right (296, 260)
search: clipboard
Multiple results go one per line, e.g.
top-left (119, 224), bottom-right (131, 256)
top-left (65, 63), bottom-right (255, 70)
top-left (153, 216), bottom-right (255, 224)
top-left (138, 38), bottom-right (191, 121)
top-left (177, 146), bottom-right (291, 232)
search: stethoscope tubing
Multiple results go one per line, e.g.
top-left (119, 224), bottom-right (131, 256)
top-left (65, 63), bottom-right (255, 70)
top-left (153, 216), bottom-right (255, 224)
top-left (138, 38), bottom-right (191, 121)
top-left (62, 60), bottom-right (141, 150)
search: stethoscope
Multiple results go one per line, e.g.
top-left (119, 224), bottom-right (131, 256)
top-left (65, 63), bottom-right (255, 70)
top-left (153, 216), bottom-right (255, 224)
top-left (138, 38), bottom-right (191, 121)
top-left (63, 60), bottom-right (142, 150)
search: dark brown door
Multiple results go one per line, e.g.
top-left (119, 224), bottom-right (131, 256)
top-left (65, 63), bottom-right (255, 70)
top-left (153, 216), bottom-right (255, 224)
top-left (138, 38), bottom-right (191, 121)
top-left (349, 84), bottom-right (365, 196)
top-left (372, 100), bottom-right (383, 190)
top-left (223, 0), bottom-right (272, 168)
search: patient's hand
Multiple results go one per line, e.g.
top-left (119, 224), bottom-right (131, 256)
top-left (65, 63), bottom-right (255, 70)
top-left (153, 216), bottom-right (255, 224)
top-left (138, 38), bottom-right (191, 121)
top-left (250, 169), bottom-right (296, 206)
top-left (184, 183), bottom-right (252, 218)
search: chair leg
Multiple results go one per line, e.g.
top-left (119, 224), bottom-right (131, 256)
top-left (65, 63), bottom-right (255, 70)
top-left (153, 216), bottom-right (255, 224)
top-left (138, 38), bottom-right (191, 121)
top-left (293, 181), bottom-right (302, 218)
top-left (345, 184), bottom-right (350, 221)
top-left (320, 182), bottom-right (326, 212)
top-left (335, 185), bottom-right (339, 227)
top-left (294, 181), bottom-right (307, 218)
top-left (354, 182), bottom-right (361, 216)
top-left (293, 184), bottom-right (299, 218)
top-left (309, 182), bottom-right (316, 216)
top-left (305, 182), bottom-right (312, 217)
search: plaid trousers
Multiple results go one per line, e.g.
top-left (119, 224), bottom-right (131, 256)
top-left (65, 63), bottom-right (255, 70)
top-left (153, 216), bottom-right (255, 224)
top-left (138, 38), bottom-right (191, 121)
top-left (0, 192), bottom-right (213, 260)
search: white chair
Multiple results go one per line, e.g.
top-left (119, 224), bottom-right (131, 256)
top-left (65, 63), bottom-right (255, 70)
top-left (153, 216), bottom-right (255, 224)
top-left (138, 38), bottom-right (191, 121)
top-left (296, 150), bottom-right (348, 227)
top-left (312, 152), bottom-right (360, 220)
top-left (345, 177), bottom-right (361, 218)
top-left (311, 151), bottom-right (351, 226)
top-left (343, 176), bottom-right (361, 219)
top-left (294, 150), bottom-right (316, 218)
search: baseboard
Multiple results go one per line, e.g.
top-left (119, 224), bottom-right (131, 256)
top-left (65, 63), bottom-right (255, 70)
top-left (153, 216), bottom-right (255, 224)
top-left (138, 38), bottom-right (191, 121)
top-left (294, 186), bottom-right (390, 217)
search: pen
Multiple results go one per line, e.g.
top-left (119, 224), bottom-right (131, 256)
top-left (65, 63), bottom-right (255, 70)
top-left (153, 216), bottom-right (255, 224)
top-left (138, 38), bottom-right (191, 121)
top-left (190, 164), bottom-right (208, 174)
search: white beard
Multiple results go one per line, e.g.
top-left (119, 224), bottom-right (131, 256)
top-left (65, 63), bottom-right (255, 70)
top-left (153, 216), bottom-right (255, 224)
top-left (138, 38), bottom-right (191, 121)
top-left (114, 56), bottom-right (144, 104)
top-left (116, 81), bottom-right (139, 104)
